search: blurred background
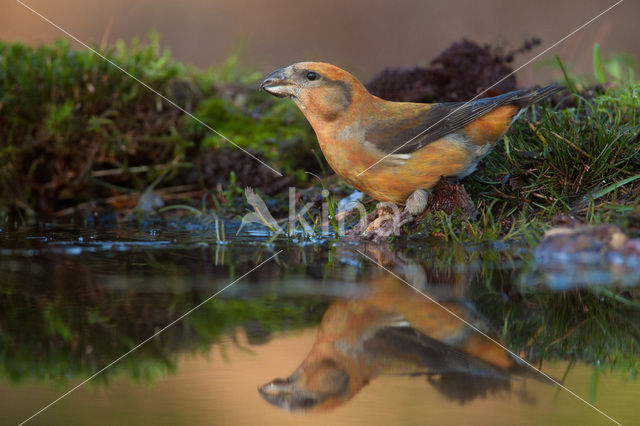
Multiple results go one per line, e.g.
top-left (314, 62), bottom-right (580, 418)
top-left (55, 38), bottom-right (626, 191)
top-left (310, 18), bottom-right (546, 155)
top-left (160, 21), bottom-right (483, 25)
top-left (2, 0), bottom-right (637, 86)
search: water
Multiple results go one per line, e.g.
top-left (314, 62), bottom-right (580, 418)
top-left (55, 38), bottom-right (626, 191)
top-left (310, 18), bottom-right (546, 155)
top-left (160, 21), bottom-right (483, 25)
top-left (0, 223), bottom-right (638, 425)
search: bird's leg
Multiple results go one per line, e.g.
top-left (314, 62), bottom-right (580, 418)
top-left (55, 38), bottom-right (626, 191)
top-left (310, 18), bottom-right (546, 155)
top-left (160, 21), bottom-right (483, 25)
top-left (344, 205), bottom-right (384, 240)
top-left (405, 189), bottom-right (431, 216)
top-left (347, 196), bottom-right (424, 242)
top-left (362, 202), bottom-right (414, 242)
top-left (365, 203), bottom-right (402, 231)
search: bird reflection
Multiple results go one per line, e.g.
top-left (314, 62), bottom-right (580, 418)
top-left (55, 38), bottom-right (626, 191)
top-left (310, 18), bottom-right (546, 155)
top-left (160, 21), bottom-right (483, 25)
top-left (259, 273), bottom-right (541, 413)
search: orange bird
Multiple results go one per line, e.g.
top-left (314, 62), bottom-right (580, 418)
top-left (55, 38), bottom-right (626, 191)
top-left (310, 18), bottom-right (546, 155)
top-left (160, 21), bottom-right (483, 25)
top-left (258, 274), bottom-right (544, 413)
top-left (261, 62), bottom-right (561, 215)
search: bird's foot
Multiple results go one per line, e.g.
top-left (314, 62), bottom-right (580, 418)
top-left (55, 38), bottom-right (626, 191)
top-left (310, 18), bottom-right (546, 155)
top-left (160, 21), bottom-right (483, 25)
top-left (360, 205), bottom-right (414, 243)
top-left (345, 189), bottom-right (432, 242)
top-left (344, 181), bottom-right (478, 242)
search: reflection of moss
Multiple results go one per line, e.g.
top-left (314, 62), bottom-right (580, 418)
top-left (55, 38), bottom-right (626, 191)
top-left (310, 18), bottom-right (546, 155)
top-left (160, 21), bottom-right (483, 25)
top-left (0, 238), bottom-right (638, 386)
top-left (0, 292), bottom-right (329, 385)
top-left (0, 250), bottom-right (330, 385)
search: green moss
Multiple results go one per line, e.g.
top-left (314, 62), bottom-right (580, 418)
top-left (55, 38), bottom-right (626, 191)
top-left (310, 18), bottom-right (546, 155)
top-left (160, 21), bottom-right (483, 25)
top-left (0, 35), bottom-right (315, 217)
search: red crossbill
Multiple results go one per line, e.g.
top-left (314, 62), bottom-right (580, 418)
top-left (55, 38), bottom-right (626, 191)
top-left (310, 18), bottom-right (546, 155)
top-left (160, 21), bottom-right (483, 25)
top-left (261, 62), bottom-right (561, 215)
top-left (258, 274), bottom-right (535, 413)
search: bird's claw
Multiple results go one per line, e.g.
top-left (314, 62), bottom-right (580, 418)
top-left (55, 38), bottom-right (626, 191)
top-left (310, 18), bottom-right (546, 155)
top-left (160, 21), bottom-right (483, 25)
top-left (359, 207), bottom-right (415, 243)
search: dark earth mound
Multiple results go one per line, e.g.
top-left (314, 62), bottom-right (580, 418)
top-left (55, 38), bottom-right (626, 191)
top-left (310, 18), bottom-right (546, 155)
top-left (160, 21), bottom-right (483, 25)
top-left (366, 38), bottom-right (541, 103)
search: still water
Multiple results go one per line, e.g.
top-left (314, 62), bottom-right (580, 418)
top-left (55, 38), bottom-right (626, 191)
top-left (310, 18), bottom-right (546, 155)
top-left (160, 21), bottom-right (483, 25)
top-left (0, 224), bottom-right (638, 425)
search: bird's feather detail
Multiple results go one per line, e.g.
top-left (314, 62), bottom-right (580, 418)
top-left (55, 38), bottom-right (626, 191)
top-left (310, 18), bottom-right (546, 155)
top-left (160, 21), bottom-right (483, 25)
top-left (366, 85), bottom-right (563, 155)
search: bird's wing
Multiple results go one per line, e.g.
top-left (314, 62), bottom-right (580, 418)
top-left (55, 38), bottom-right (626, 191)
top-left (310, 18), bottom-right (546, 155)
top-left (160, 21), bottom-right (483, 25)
top-left (363, 326), bottom-right (512, 380)
top-left (366, 85), bottom-right (562, 155)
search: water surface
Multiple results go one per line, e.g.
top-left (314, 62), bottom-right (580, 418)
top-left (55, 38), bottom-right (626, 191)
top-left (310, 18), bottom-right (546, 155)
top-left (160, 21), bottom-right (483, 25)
top-left (0, 224), bottom-right (638, 425)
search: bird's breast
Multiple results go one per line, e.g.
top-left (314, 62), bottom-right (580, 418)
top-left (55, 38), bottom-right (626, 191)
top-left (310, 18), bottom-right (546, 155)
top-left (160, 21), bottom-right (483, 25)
top-left (315, 136), bottom-right (409, 203)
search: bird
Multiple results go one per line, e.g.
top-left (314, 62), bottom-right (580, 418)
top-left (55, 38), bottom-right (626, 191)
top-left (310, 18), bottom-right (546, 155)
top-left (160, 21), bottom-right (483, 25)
top-left (258, 274), bottom-right (543, 413)
top-left (261, 62), bottom-right (562, 216)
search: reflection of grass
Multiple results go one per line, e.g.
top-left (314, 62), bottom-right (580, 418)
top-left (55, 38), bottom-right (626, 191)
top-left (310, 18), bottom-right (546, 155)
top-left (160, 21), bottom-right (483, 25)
top-left (473, 259), bottom-right (640, 376)
top-left (0, 256), bottom-right (330, 385)
top-left (0, 240), bottom-right (638, 387)
top-left (507, 288), bottom-right (639, 373)
top-left (0, 294), bottom-right (329, 386)
top-left (396, 242), bottom-right (640, 376)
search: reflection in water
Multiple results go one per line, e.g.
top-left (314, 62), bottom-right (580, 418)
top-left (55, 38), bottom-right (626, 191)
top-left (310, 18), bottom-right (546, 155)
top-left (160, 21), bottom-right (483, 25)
top-left (1, 225), bottom-right (639, 425)
top-left (259, 274), bottom-right (543, 413)
top-left (0, 230), bottom-right (330, 386)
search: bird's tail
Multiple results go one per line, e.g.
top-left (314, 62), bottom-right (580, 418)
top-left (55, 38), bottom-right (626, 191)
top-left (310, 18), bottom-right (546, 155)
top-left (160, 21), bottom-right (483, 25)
top-left (510, 83), bottom-right (565, 107)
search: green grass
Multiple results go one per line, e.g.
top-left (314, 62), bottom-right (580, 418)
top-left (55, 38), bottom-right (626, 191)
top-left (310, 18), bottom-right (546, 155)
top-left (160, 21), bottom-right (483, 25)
top-left (1, 36), bottom-right (639, 243)
top-left (467, 85), bottom-right (640, 220)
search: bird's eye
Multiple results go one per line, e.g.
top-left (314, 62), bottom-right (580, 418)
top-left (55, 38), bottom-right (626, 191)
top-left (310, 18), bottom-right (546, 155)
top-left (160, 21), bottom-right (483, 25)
top-left (306, 71), bottom-right (318, 81)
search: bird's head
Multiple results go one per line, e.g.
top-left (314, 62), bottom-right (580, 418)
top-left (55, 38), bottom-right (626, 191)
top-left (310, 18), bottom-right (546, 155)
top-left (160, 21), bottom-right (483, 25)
top-left (261, 62), bottom-right (364, 123)
top-left (258, 357), bottom-right (354, 413)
